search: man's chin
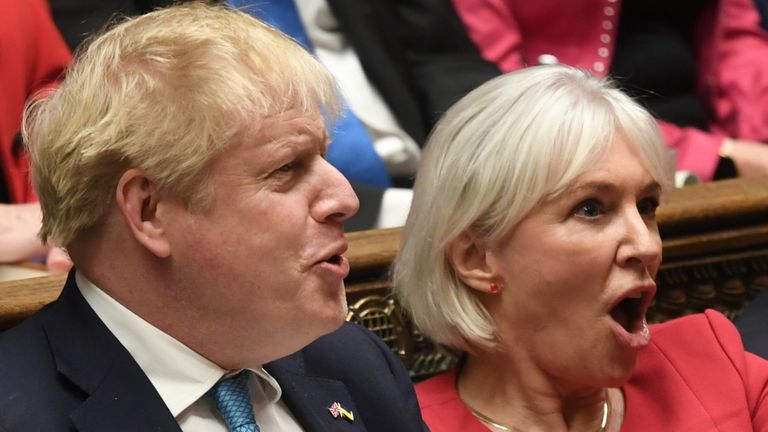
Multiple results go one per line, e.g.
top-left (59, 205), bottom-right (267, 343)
top-left (274, 314), bottom-right (346, 362)
top-left (314, 306), bottom-right (347, 335)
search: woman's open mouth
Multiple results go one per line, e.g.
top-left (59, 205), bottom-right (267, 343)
top-left (610, 293), bottom-right (643, 333)
top-left (608, 285), bottom-right (655, 349)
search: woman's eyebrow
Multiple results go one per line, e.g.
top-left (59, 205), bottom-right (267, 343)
top-left (566, 179), bottom-right (662, 196)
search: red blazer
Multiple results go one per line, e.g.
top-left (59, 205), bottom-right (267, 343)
top-left (417, 310), bottom-right (768, 431)
top-left (453, 0), bottom-right (768, 180)
top-left (0, 0), bottom-right (70, 203)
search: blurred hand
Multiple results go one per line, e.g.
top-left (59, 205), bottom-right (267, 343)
top-left (726, 139), bottom-right (768, 177)
top-left (0, 202), bottom-right (72, 273)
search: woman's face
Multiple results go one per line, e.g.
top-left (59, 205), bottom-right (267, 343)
top-left (486, 136), bottom-right (662, 389)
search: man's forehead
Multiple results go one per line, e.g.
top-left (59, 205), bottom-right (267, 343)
top-left (228, 110), bottom-right (329, 160)
top-left (244, 109), bottom-right (326, 140)
top-left (264, 112), bottom-right (326, 140)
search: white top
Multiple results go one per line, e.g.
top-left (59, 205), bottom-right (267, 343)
top-left (76, 272), bottom-right (303, 432)
top-left (295, 0), bottom-right (421, 177)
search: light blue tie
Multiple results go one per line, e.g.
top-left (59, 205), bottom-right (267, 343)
top-left (209, 371), bottom-right (261, 432)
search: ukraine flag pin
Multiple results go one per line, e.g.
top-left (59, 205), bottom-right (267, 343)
top-left (328, 401), bottom-right (355, 422)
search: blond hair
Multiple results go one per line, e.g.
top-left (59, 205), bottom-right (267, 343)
top-left (24, 2), bottom-right (340, 246)
top-left (393, 66), bottom-right (673, 352)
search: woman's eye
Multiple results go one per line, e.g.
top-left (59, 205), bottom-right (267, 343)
top-left (638, 197), bottom-right (660, 216)
top-left (574, 199), bottom-right (603, 218)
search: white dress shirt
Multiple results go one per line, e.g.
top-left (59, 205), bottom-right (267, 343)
top-left (76, 272), bottom-right (303, 432)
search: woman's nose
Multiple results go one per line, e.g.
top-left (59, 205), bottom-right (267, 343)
top-left (616, 209), bottom-right (662, 271)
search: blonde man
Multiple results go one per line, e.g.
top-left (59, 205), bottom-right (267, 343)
top-left (0, 4), bottom-right (425, 431)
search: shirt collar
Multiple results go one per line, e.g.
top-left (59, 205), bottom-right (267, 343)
top-left (75, 271), bottom-right (283, 415)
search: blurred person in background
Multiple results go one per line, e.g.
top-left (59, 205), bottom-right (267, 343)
top-left (0, 0), bottom-right (72, 271)
top-left (453, 0), bottom-right (768, 182)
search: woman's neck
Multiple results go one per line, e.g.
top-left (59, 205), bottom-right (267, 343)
top-left (458, 352), bottom-right (624, 432)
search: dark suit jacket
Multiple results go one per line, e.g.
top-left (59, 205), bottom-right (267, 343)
top-left (0, 272), bottom-right (426, 431)
top-left (736, 288), bottom-right (768, 359)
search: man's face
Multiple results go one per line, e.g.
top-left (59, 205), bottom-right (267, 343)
top-left (163, 110), bottom-right (359, 368)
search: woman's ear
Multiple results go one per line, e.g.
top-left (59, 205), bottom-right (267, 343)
top-left (447, 231), bottom-right (500, 293)
top-left (115, 169), bottom-right (171, 258)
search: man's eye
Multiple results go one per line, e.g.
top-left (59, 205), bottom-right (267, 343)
top-left (277, 162), bottom-right (295, 173)
top-left (638, 197), bottom-right (660, 216)
top-left (574, 199), bottom-right (602, 218)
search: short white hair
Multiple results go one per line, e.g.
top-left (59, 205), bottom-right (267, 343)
top-left (393, 65), bottom-right (673, 351)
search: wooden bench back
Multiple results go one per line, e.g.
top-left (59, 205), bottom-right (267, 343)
top-left (3, 177), bottom-right (768, 378)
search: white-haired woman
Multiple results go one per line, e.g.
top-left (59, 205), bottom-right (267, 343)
top-left (393, 65), bottom-right (768, 431)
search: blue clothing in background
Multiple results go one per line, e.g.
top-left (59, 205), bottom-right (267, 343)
top-left (228, 0), bottom-right (392, 188)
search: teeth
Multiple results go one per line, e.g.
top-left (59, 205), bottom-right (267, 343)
top-left (627, 292), bottom-right (642, 299)
top-left (640, 319), bottom-right (649, 338)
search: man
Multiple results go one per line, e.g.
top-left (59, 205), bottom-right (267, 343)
top-left (0, 3), bottom-right (425, 431)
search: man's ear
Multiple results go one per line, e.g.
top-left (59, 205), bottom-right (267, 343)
top-left (115, 169), bottom-right (171, 258)
top-left (447, 231), bottom-right (500, 293)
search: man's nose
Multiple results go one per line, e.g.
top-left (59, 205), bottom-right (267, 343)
top-left (312, 158), bottom-right (360, 224)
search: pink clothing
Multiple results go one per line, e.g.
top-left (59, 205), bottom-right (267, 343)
top-left (453, 0), bottom-right (768, 180)
top-left (417, 310), bottom-right (768, 431)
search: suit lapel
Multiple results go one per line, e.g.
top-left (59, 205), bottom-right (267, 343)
top-left (267, 352), bottom-right (368, 432)
top-left (69, 356), bottom-right (181, 432)
top-left (42, 272), bottom-right (181, 432)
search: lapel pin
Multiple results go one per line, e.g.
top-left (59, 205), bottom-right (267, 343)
top-left (328, 401), bottom-right (355, 422)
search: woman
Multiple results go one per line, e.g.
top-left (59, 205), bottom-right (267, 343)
top-left (452, 0), bottom-right (768, 181)
top-left (393, 65), bottom-right (768, 431)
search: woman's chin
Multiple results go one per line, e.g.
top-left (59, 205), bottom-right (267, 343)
top-left (600, 349), bottom-right (639, 387)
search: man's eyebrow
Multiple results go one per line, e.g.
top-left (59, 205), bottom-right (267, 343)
top-left (265, 130), bottom-right (322, 152)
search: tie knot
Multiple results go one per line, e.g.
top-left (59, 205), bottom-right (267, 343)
top-left (209, 370), bottom-right (260, 432)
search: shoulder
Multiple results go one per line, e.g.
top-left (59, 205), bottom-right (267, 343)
top-left (649, 309), bottom-right (758, 367)
top-left (645, 309), bottom-right (760, 378)
top-left (0, 308), bottom-right (55, 377)
top-left (271, 322), bottom-right (427, 432)
top-left (299, 322), bottom-right (402, 374)
top-left (625, 310), bottom-right (768, 430)
top-left (652, 308), bottom-right (736, 337)
top-left (0, 308), bottom-right (69, 429)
